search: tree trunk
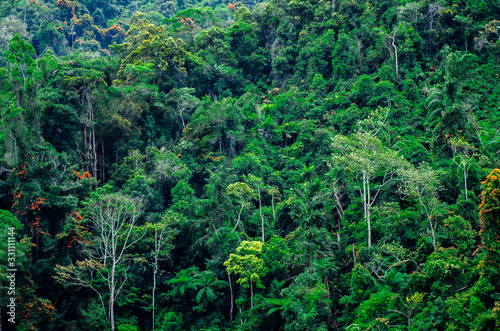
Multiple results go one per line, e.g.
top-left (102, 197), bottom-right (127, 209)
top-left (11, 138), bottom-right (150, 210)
top-left (92, 123), bottom-right (97, 178)
top-left (23, 1), bottom-right (27, 25)
top-left (87, 93), bottom-right (97, 179)
top-left (463, 167), bottom-right (468, 200)
top-left (110, 262), bottom-right (116, 331)
top-left (390, 29), bottom-right (399, 80)
top-left (420, 198), bottom-right (436, 250)
top-left (271, 194), bottom-right (275, 220)
top-left (83, 125), bottom-right (88, 172)
top-left (152, 257), bottom-right (157, 330)
top-left (228, 274), bottom-right (234, 322)
top-left (102, 142), bottom-right (105, 183)
top-left (367, 205), bottom-right (371, 248)
top-left (258, 186), bottom-right (264, 242)
top-left (367, 177), bottom-right (371, 248)
top-left (232, 204), bottom-right (245, 232)
top-left (250, 280), bottom-right (253, 309)
top-left (361, 172), bottom-right (371, 248)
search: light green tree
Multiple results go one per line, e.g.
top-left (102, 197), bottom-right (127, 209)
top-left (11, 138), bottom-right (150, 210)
top-left (143, 211), bottom-right (179, 331)
top-left (167, 88), bottom-right (200, 129)
top-left (113, 19), bottom-right (187, 86)
top-left (266, 186), bottom-right (281, 220)
top-left (399, 163), bottom-right (441, 250)
top-left (3, 33), bottom-right (36, 109)
top-left (226, 182), bottom-right (255, 232)
top-left (331, 132), bottom-right (407, 247)
top-left (224, 240), bottom-right (267, 309)
top-left (244, 174), bottom-right (266, 242)
top-left (449, 136), bottom-right (476, 200)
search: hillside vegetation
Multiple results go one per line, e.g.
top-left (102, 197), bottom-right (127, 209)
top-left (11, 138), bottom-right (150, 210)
top-left (1, 0), bottom-right (500, 330)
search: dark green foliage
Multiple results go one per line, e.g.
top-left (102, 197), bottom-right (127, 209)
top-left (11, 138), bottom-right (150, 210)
top-left (0, 0), bottom-right (499, 329)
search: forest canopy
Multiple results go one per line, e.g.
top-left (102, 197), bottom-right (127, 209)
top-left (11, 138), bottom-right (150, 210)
top-left (0, 0), bottom-right (500, 330)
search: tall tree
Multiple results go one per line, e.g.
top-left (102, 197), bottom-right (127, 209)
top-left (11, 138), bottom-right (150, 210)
top-left (2, 33), bottom-right (36, 109)
top-left (399, 163), bottom-right (441, 250)
top-left (331, 132), bottom-right (406, 247)
top-left (449, 136), bottom-right (476, 201)
top-left (145, 212), bottom-right (178, 331)
top-left (244, 174), bottom-right (266, 242)
top-left (55, 192), bottom-right (145, 331)
top-left (224, 240), bottom-right (267, 309)
top-left (113, 18), bottom-right (187, 87)
top-left (62, 66), bottom-right (106, 178)
top-left (226, 182), bottom-right (255, 232)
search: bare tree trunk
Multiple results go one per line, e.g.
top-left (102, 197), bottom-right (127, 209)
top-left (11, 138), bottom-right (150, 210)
top-left (102, 142), bottom-right (105, 183)
top-left (362, 172), bottom-right (371, 247)
top-left (367, 177), bottom-right (372, 248)
top-left (232, 204), bottom-right (245, 232)
top-left (87, 92), bottom-right (97, 179)
top-left (258, 186), bottom-right (264, 242)
top-left (250, 280), bottom-right (254, 309)
top-left (391, 29), bottom-right (399, 80)
top-left (352, 243), bottom-right (356, 265)
top-left (420, 197), bottom-right (436, 250)
top-left (463, 167), bottom-right (468, 200)
top-left (332, 177), bottom-right (344, 250)
top-left (23, 1), bottom-right (27, 25)
top-left (229, 274), bottom-right (234, 322)
top-left (84, 125), bottom-right (88, 173)
top-left (92, 123), bottom-right (97, 178)
top-left (152, 249), bottom-right (158, 330)
top-left (152, 266), bottom-right (156, 330)
top-left (271, 193), bottom-right (275, 220)
top-left (110, 262), bottom-right (116, 331)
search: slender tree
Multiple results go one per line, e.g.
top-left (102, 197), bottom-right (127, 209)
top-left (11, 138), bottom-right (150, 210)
top-left (331, 132), bottom-right (406, 247)
top-left (148, 214), bottom-right (177, 331)
top-left (449, 136), bottom-right (476, 200)
top-left (226, 182), bottom-right (255, 232)
top-left (244, 174), bottom-right (266, 242)
top-left (55, 193), bottom-right (145, 331)
top-left (399, 163), bottom-right (441, 250)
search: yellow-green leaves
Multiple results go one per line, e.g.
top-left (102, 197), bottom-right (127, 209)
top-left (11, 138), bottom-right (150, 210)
top-left (224, 241), bottom-right (267, 289)
top-left (227, 182), bottom-right (256, 200)
top-left (114, 19), bottom-right (187, 85)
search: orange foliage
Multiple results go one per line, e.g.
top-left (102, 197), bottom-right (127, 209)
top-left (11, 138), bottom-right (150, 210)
top-left (477, 169), bottom-right (500, 284)
top-left (56, 0), bottom-right (73, 10)
top-left (16, 283), bottom-right (56, 327)
top-left (11, 158), bottom-right (49, 236)
top-left (206, 155), bottom-right (224, 162)
top-left (179, 16), bottom-right (197, 30)
top-left (226, 2), bottom-right (243, 11)
top-left (102, 24), bottom-right (126, 39)
top-left (72, 169), bottom-right (92, 179)
top-left (56, 211), bottom-right (91, 248)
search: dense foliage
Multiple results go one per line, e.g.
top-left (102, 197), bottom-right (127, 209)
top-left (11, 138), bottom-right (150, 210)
top-left (0, 0), bottom-right (499, 329)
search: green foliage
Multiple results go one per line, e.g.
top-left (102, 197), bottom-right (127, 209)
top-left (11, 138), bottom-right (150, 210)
top-left (167, 267), bottom-right (202, 297)
top-left (114, 18), bottom-right (188, 87)
top-left (160, 311), bottom-right (183, 331)
top-left (0, 0), bottom-right (499, 330)
top-left (280, 272), bottom-right (332, 331)
top-left (224, 240), bottom-right (267, 289)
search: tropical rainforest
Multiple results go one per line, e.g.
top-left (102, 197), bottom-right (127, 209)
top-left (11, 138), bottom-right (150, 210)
top-left (0, 0), bottom-right (499, 329)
